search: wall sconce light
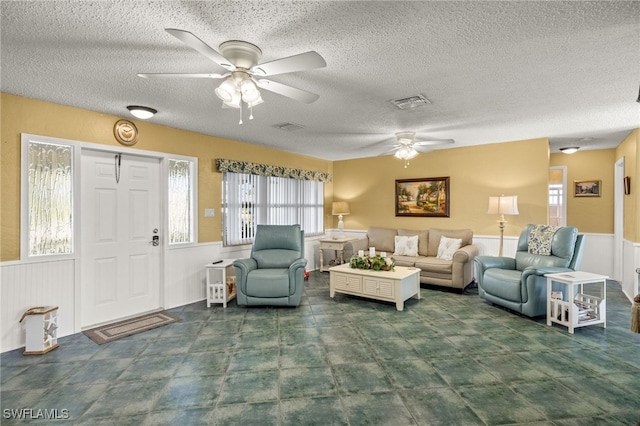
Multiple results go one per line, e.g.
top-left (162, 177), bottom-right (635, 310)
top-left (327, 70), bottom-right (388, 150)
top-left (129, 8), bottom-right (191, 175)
top-left (487, 195), bottom-right (519, 256)
top-left (127, 106), bottom-right (157, 120)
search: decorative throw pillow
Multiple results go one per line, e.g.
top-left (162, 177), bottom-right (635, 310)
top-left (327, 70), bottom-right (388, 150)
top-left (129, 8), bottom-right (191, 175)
top-left (528, 225), bottom-right (558, 255)
top-left (393, 235), bottom-right (419, 256)
top-left (437, 236), bottom-right (462, 260)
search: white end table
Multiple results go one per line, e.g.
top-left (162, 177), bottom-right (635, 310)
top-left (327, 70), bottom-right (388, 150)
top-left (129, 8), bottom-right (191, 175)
top-left (205, 259), bottom-right (236, 308)
top-left (545, 271), bottom-right (608, 334)
top-left (319, 238), bottom-right (354, 272)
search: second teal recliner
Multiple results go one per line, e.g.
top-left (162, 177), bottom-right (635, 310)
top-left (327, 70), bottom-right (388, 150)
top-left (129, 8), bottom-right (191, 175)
top-left (234, 224), bottom-right (307, 307)
top-left (475, 225), bottom-right (585, 317)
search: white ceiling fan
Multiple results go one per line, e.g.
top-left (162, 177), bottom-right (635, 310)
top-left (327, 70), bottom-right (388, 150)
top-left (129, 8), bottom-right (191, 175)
top-left (383, 131), bottom-right (454, 167)
top-left (138, 29), bottom-right (326, 123)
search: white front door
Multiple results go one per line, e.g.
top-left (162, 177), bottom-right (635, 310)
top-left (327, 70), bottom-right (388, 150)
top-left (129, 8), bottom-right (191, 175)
top-left (81, 149), bottom-right (162, 328)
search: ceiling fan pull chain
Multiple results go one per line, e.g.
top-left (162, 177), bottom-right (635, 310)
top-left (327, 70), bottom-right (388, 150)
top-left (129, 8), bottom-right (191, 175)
top-left (239, 102), bottom-right (243, 125)
top-left (249, 104), bottom-right (254, 120)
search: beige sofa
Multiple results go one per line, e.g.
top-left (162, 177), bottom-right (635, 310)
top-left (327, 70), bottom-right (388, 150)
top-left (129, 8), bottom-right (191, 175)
top-left (350, 227), bottom-right (478, 291)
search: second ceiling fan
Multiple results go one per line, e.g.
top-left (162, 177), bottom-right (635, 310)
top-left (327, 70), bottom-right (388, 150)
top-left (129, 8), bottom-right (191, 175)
top-left (138, 29), bottom-right (327, 123)
top-left (385, 132), bottom-right (455, 167)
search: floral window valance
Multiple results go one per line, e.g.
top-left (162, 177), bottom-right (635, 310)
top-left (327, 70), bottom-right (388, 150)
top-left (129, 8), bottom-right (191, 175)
top-left (216, 158), bottom-right (332, 182)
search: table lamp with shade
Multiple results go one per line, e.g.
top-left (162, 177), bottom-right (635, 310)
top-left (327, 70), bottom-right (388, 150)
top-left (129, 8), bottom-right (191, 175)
top-left (332, 201), bottom-right (350, 238)
top-left (487, 195), bottom-right (519, 256)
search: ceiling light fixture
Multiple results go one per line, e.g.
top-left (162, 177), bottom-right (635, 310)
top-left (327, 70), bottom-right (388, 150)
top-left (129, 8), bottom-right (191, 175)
top-left (560, 147), bottom-right (580, 154)
top-left (126, 105), bottom-right (157, 119)
top-left (394, 145), bottom-right (419, 168)
top-left (215, 71), bottom-right (264, 124)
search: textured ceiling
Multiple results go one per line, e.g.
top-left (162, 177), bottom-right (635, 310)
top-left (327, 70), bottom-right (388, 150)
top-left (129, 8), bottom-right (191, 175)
top-left (2, 1), bottom-right (639, 161)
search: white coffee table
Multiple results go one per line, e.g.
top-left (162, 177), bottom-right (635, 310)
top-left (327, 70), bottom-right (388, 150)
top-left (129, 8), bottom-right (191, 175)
top-left (329, 263), bottom-right (420, 311)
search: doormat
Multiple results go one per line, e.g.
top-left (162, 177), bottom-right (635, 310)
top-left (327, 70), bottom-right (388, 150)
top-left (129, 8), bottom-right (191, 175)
top-left (83, 311), bottom-right (181, 345)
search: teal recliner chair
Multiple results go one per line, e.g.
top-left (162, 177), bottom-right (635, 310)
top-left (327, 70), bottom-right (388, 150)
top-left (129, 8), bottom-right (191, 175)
top-left (234, 224), bottom-right (307, 307)
top-left (475, 225), bottom-right (585, 317)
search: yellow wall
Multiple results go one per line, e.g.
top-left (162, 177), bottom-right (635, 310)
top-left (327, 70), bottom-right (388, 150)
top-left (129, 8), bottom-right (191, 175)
top-left (615, 129), bottom-right (639, 242)
top-left (332, 138), bottom-right (550, 237)
top-left (3, 93), bottom-right (638, 262)
top-left (550, 149), bottom-right (616, 234)
top-left (0, 93), bottom-right (333, 261)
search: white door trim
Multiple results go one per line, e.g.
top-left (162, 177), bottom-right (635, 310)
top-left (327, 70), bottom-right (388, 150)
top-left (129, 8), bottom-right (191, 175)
top-left (614, 157), bottom-right (625, 281)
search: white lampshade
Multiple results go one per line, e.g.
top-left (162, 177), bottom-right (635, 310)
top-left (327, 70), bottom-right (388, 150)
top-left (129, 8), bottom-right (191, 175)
top-left (487, 195), bottom-right (519, 215)
top-left (332, 202), bottom-right (350, 216)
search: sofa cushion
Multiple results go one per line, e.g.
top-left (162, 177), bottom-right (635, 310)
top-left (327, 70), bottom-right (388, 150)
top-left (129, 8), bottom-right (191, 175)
top-left (392, 255), bottom-right (417, 268)
top-left (427, 228), bottom-right (473, 257)
top-left (414, 257), bottom-right (452, 274)
top-left (394, 235), bottom-right (419, 256)
top-left (482, 269), bottom-right (523, 303)
top-left (436, 236), bottom-right (462, 260)
top-left (398, 229), bottom-right (429, 256)
top-left (367, 227), bottom-right (397, 253)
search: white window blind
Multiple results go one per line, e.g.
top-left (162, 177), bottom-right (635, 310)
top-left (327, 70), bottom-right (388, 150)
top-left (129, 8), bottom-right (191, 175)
top-left (222, 172), bottom-right (323, 246)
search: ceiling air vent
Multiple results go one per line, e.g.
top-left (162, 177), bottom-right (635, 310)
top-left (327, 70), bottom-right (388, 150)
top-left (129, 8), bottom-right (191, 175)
top-left (274, 122), bottom-right (305, 131)
top-left (390, 94), bottom-right (432, 110)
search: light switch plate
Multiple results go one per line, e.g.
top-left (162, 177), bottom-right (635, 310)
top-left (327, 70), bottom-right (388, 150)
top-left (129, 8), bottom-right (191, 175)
top-left (204, 208), bottom-right (215, 217)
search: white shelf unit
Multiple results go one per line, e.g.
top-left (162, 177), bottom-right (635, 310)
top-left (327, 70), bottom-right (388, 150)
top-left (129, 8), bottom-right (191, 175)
top-left (545, 271), bottom-right (608, 334)
top-left (205, 260), bottom-right (236, 308)
top-left (20, 306), bottom-right (59, 355)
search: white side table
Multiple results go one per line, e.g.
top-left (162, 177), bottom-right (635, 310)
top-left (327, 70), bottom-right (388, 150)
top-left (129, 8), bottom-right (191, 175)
top-left (205, 260), bottom-right (236, 308)
top-left (319, 238), bottom-right (354, 272)
top-left (20, 306), bottom-right (59, 355)
top-left (545, 271), bottom-right (608, 334)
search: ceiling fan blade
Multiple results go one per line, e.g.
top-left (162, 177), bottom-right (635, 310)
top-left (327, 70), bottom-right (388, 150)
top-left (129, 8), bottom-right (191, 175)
top-left (414, 139), bottom-right (455, 146)
top-left (137, 72), bottom-right (228, 79)
top-left (255, 79), bottom-right (320, 103)
top-left (165, 28), bottom-right (235, 71)
top-left (252, 51), bottom-right (326, 76)
top-left (414, 145), bottom-right (434, 153)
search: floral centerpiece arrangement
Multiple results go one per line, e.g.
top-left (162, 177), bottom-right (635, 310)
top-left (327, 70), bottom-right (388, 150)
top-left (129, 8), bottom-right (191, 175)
top-left (349, 254), bottom-right (395, 271)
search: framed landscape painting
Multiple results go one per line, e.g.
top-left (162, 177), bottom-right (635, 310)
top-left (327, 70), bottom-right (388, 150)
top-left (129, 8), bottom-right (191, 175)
top-left (574, 180), bottom-right (601, 197)
top-left (396, 177), bottom-right (450, 217)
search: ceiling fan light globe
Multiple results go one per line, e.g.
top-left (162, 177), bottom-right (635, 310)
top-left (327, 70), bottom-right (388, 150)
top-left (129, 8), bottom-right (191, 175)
top-left (241, 82), bottom-right (261, 104)
top-left (248, 96), bottom-right (264, 108)
top-left (223, 90), bottom-right (242, 108)
top-left (215, 78), bottom-right (238, 102)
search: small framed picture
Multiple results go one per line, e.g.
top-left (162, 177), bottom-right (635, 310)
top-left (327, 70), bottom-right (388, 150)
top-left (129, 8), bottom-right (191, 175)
top-left (574, 180), bottom-right (601, 197)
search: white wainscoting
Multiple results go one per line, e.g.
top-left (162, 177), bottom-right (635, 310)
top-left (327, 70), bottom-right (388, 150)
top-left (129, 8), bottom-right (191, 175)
top-left (1, 259), bottom-right (76, 353)
top-left (0, 231), bottom-right (631, 352)
top-left (622, 239), bottom-right (640, 301)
